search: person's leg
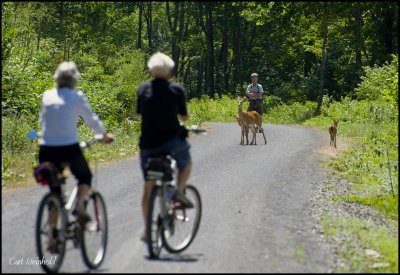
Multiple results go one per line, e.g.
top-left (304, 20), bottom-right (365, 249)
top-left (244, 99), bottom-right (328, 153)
top-left (69, 145), bottom-right (93, 225)
top-left (247, 100), bottom-right (255, 112)
top-left (257, 100), bottom-right (263, 116)
top-left (39, 146), bottom-right (62, 252)
top-left (177, 158), bottom-right (192, 192)
top-left (142, 180), bottom-right (156, 226)
top-left (171, 140), bottom-right (194, 208)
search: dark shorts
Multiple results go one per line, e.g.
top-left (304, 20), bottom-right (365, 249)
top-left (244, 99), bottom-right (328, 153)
top-left (247, 99), bottom-right (264, 115)
top-left (39, 144), bottom-right (92, 194)
top-left (140, 135), bottom-right (191, 181)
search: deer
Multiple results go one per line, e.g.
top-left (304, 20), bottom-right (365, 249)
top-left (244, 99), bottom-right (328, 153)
top-left (237, 97), bottom-right (267, 145)
top-left (329, 120), bottom-right (338, 148)
top-left (232, 114), bottom-right (249, 145)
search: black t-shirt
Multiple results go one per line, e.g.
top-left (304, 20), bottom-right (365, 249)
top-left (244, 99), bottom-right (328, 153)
top-left (136, 79), bottom-right (188, 149)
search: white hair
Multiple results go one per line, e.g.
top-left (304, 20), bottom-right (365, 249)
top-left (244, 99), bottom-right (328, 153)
top-left (54, 61), bottom-right (81, 82)
top-left (147, 52), bottom-right (175, 79)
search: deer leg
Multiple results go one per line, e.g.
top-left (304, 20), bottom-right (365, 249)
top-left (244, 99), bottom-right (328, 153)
top-left (259, 126), bottom-right (267, 145)
top-left (334, 134), bottom-right (337, 148)
top-left (250, 126), bottom-right (256, 145)
top-left (240, 127), bottom-right (244, 145)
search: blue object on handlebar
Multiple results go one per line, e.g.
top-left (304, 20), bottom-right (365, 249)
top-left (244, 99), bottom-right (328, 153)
top-left (28, 130), bottom-right (38, 140)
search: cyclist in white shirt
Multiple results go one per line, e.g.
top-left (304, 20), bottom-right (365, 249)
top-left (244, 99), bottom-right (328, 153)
top-left (39, 61), bottom-right (113, 252)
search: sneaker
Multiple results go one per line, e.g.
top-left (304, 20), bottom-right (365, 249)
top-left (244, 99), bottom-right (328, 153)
top-left (47, 230), bottom-right (60, 254)
top-left (47, 242), bottom-right (61, 254)
top-left (73, 208), bottom-right (92, 227)
top-left (173, 190), bottom-right (194, 209)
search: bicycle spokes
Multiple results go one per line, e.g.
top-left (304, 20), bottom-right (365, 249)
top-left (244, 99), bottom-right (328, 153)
top-left (80, 192), bottom-right (108, 269)
top-left (36, 194), bottom-right (66, 273)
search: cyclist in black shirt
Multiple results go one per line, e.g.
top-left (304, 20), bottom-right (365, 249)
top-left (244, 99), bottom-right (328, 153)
top-left (137, 52), bottom-right (193, 242)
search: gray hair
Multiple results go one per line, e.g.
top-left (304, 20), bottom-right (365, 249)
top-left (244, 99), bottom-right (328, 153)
top-left (54, 61), bottom-right (81, 88)
top-left (147, 52), bottom-right (175, 79)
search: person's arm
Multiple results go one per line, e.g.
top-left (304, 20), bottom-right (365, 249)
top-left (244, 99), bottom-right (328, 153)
top-left (246, 85), bottom-right (252, 97)
top-left (258, 84), bottom-right (264, 99)
top-left (177, 85), bottom-right (189, 122)
top-left (76, 91), bottom-right (113, 142)
top-left (179, 114), bottom-right (189, 122)
top-left (246, 85), bottom-right (257, 99)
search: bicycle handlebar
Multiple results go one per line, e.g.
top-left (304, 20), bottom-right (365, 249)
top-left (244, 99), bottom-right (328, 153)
top-left (28, 130), bottom-right (113, 150)
top-left (186, 126), bottom-right (206, 134)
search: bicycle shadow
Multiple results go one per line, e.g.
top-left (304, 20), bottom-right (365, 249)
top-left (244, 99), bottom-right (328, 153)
top-left (144, 253), bottom-right (203, 263)
top-left (59, 267), bottom-right (109, 273)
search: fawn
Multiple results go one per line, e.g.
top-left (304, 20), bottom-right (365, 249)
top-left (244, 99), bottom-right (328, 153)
top-left (237, 97), bottom-right (267, 145)
top-left (329, 120), bottom-right (338, 148)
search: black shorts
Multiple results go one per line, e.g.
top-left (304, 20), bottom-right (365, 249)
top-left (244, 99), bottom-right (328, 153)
top-left (140, 135), bottom-right (191, 181)
top-left (247, 99), bottom-right (263, 115)
top-left (38, 144), bottom-right (92, 193)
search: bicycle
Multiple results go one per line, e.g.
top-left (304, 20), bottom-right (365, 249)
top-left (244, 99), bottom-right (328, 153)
top-left (145, 126), bottom-right (206, 259)
top-left (28, 130), bottom-right (111, 273)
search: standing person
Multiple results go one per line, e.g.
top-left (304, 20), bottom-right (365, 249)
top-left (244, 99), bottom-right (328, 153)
top-left (39, 61), bottom-right (113, 252)
top-left (246, 73), bottom-right (264, 115)
top-left (137, 52), bottom-right (193, 242)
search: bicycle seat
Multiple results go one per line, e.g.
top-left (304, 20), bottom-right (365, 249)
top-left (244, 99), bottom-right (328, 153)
top-left (148, 152), bottom-right (173, 159)
top-left (145, 156), bottom-right (173, 181)
top-left (34, 162), bottom-right (67, 187)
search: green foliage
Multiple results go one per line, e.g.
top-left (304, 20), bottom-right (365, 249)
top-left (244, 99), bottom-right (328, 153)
top-left (322, 215), bottom-right (398, 273)
top-left (187, 95), bottom-right (238, 125)
top-left (264, 101), bottom-right (317, 124)
top-left (1, 117), bottom-right (38, 185)
top-left (304, 58), bottom-right (398, 204)
top-left (337, 194), bottom-right (398, 221)
top-left (355, 55), bottom-right (398, 106)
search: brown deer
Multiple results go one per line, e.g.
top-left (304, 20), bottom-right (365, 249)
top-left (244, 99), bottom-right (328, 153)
top-left (329, 120), bottom-right (338, 148)
top-left (237, 97), bottom-right (267, 145)
top-left (232, 114), bottom-right (249, 145)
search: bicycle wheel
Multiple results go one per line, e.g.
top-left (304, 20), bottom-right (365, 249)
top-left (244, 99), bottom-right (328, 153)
top-left (146, 186), bottom-right (163, 258)
top-left (80, 191), bottom-right (108, 269)
top-left (35, 193), bottom-right (67, 273)
top-left (162, 185), bottom-right (202, 254)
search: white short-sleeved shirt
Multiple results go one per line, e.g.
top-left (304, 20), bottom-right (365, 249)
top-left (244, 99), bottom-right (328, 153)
top-left (246, 83), bottom-right (264, 99)
top-left (39, 87), bottom-right (106, 146)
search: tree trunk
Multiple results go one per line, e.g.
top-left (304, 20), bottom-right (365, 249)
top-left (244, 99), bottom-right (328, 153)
top-left (206, 4), bottom-right (215, 97)
top-left (218, 3), bottom-right (229, 94)
top-left (354, 4), bottom-right (362, 67)
top-left (176, 2), bottom-right (185, 77)
top-left (137, 2), bottom-right (142, 49)
top-left (146, 2), bottom-right (152, 49)
top-left (60, 2), bottom-right (67, 60)
top-left (232, 5), bottom-right (240, 91)
top-left (383, 5), bottom-right (393, 54)
top-left (36, 18), bottom-right (41, 51)
top-left (196, 58), bottom-right (203, 97)
top-left (316, 2), bottom-right (329, 114)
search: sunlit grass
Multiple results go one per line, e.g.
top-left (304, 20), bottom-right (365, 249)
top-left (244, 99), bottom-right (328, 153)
top-left (321, 215), bottom-right (398, 273)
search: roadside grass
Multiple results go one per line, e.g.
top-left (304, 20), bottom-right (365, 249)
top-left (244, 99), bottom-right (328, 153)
top-left (321, 215), bottom-right (398, 273)
top-left (304, 98), bottom-right (398, 273)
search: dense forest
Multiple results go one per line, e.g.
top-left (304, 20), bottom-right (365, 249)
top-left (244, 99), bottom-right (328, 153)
top-left (2, 1), bottom-right (398, 123)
